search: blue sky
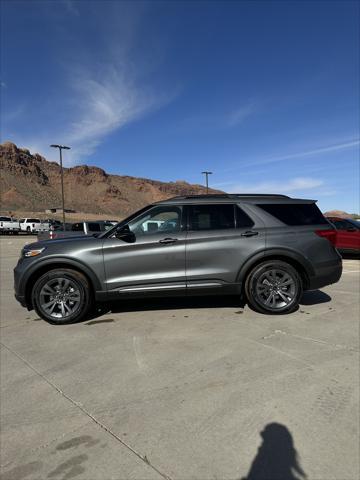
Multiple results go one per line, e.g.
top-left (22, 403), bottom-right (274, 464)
top-left (1, 0), bottom-right (359, 212)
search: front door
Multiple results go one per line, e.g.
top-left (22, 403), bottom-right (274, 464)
top-left (102, 205), bottom-right (186, 295)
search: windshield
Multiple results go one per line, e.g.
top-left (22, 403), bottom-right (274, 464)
top-left (99, 205), bottom-right (153, 238)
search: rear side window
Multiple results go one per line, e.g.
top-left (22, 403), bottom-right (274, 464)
top-left (88, 222), bottom-right (101, 232)
top-left (72, 223), bottom-right (84, 232)
top-left (189, 204), bottom-right (235, 230)
top-left (28, 218), bottom-right (40, 223)
top-left (257, 203), bottom-right (328, 225)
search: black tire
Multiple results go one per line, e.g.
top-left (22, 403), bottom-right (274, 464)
top-left (26, 226), bottom-right (31, 234)
top-left (245, 260), bottom-right (303, 314)
top-left (32, 268), bottom-right (93, 324)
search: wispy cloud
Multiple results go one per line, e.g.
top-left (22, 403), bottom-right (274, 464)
top-left (61, 66), bottom-right (172, 164)
top-left (179, 100), bottom-right (259, 132)
top-left (217, 177), bottom-right (330, 195)
top-left (221, 138), bottom-right (360, 175)
top-left (225, 102), bottom-right (258, 127)
top-left (259, 139), bottom-right (360, 164)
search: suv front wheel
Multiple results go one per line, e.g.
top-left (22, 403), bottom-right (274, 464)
top-left (32, 269), bottom-right (93, 324)
top-left (245, 260), bottom-right (303, 314)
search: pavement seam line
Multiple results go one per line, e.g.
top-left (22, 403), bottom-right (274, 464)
top-left (0, 341), bottom-right (172, 480)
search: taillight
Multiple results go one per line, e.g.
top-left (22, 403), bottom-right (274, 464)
top-left (315, 229), bottom-right (337, 246)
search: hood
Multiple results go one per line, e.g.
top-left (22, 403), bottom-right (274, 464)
top-left (25, 235), bottom-right (100, 250)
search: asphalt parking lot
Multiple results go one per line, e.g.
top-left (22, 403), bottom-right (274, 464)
top-left (0, 237), bottom-right (359, 480)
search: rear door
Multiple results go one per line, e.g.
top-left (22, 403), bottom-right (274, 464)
top-left (185, 203), bottom-right (265, 291)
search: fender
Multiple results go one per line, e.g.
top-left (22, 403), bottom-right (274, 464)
top-left (22, 256), bottom-right (103, 293)
top-left (236, 248), bottom-right (314, 284)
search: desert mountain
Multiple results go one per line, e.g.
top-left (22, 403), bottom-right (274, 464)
top-left (0, 142), bottom-right (222, 216)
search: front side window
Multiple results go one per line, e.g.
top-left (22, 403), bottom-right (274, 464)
top-left (127, 206), bottom-right (182, 236)
top-left (188, 204), bottom-right (235, 231)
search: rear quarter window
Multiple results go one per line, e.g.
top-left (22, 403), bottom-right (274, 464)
top-left (257, 203), bottom-right (328, 225)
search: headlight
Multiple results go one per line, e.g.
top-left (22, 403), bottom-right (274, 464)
top-left (23, 247), bottom-right (45, 257)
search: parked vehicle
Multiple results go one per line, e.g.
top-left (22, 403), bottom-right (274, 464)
top-left (0, 216), bottom-right (20, 234)
top-left (37, 220), bottom-right (115, 241)
top-left (326, 217), bottom-right (360, 254)
top-left (19, 218), bottom-right (50, 234)
top-left (14, 194), bottom-right (342, 324)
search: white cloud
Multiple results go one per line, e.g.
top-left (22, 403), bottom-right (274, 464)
top-left (223, 177), bottom-right (325, 195)
top-left (261, 140), bottom-right (360, 164)
top-left (61, 66), bottom-right (168, 164)
top-left (226, 102), bottom-right (258, 127)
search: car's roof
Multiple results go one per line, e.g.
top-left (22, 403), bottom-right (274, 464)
top-left (154, 194), bottom-right (316, 205)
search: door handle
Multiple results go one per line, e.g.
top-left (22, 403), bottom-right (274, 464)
top-left (241, 230), bottom-right (259, 237)
top-left (159, 237), bottom-right (178, 244)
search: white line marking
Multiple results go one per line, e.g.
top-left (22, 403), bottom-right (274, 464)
top-left (342, 270), bottom-right (360, 274)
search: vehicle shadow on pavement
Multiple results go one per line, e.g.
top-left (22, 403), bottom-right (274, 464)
top-left (300, 290), bottom-right (331, 305)
top-left (241, 423), bottom-right (307, 480)
top-left (85, 295), bottom-right (246, 322)
top-left (85, 290), bottom-right (330, 323)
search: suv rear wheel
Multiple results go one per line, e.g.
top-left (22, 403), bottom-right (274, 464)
top-left (245, 260), bottom-right (303, 314)
top-left (32, 269), bottom-right (93, 324)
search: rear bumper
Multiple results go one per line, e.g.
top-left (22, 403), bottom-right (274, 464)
top-left (307, 257), bottom-right (342, 290)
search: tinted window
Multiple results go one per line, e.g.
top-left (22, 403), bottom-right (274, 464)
top-left (235, 206), bottom-right (254, 228)
top-left (257, 203), bottom-right (328, 225)
top-left (189, 204), bottom-right (235, 230)
top-left (19, 219), bottom-right (25, 223)
top-left (332, 219), bottom-right (358, 230)
top-left (72, 223), bottom-right (84, 232)
top-left (88, 222), bottom-right (101, 232)
top-left (28, 218), bottom-right (40, 223)
top-left (0, 217), bottom-right (11, 221)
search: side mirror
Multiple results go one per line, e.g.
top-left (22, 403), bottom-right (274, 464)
top-left (115, 225), bottom-right (136, 243)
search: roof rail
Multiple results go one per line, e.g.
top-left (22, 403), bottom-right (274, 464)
top-left (168, 193), bottom-right (290, 200)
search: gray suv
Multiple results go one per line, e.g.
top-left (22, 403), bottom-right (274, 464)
top-left (14, 194), bottom-right (342, 323)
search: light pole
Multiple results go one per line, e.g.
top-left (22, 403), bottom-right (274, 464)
top-left (50, 144), bottom-right (70, 230)
top-left (201, 171), bottom-right (213, 194)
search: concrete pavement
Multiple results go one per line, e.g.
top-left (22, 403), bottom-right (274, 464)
top-left (1, 237), bottom-right (359, 479)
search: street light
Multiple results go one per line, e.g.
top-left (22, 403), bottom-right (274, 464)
top-left (50, 144), bottom-right (70, 230)
top-left (201, 171), bottom-right (213, 194)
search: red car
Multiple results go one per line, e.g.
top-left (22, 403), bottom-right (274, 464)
top-left (326, 217), bottom-right (360, 254)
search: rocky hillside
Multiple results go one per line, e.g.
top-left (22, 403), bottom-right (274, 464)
top-left (0, 142), bottom-right (222, 216)
top-left (324, 210), bottom-right (359, 219)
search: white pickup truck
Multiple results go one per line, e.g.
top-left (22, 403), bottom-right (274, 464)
top-left (19, 218), bottom-right (50, 234)
top-left (0, 216), bottom-right (20, 234)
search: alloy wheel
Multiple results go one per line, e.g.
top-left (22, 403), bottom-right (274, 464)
top-left (255, 268), bottom-right (297, 309)
top-left (39, 277), bottom-right (81, 319)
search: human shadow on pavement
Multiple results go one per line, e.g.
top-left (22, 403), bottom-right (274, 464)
top-left (242, 423), bottom-right (307, 480)
top-left (300, 290), bottom-right (331, 306)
